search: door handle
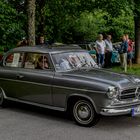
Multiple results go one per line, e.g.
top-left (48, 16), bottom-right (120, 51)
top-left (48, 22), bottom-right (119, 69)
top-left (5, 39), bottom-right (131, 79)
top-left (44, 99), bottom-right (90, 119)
top-left (16, 74), bottom-right (24, 79)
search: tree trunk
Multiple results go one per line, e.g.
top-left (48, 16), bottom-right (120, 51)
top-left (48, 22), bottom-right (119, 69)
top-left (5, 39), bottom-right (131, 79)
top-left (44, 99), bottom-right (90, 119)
top-left (27, 0), bottom-right (36, 46)
top-left (135, 16), bottom-right (140, 64)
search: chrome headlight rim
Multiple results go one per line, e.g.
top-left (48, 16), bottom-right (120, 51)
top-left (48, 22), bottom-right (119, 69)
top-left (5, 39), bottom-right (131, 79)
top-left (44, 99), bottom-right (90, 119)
top-left (106, 86), bottom-right (119, 99)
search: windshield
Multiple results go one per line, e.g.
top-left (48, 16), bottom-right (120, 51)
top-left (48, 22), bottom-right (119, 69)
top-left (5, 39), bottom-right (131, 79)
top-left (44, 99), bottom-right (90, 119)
top-left (52, 51), bottom-right (97, 72)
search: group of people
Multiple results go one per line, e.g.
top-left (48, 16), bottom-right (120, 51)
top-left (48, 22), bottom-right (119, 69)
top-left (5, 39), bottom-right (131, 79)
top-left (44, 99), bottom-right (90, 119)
top-left (16, 36), bottom-right (48, 47)
top-left (17, 37), bottom-right (29, 47)
top-left (94, 34), bottom-right (134, 72)
top-left (94, 34), bottom-right (113, 68)
top-left (16, 34), bottom-right (134, 72)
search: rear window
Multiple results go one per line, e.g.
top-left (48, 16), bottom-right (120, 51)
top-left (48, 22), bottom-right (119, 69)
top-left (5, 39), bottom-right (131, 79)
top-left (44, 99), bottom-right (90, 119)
top-left (5, 53), bottom-right (24, 68)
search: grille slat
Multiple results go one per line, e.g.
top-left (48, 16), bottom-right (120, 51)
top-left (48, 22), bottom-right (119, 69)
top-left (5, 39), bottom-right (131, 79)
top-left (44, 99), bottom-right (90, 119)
top-left (120, 94), bottom-right (136, 99)
top-left (121, 89), bottom-right (136, 94)
top-left (120, 88), bottom-right (138, 100)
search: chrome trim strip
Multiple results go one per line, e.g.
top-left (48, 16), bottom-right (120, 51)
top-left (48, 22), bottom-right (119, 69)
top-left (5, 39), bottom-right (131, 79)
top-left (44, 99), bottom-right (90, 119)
top-left (5, 97), bottom-right (65, 111)
top-left (0, 77), bottom-right (106, 94)
top-left (0, 77), bottom-right (51, 87)
top-left (53, 85), bottom-right (105, 93)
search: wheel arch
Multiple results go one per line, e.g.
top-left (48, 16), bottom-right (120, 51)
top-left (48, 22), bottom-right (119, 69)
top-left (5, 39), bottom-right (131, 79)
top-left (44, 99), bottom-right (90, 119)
top-left (0, 87), bottom-right (6, 99)
top-left (65, 94), bottom-right (98, 113)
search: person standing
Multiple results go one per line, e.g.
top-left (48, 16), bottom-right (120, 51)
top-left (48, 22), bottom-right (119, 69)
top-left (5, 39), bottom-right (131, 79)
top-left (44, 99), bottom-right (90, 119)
top-left (17, 37), bottom-right (28, 47)
top-left (39, 36), bottom-right (45, 45)
top-left (119, 35), bottom-right (128, 72)
top-left (104, 35), bottom-right (113, 68)
top-left (94, 34), bottom-right (106, 67)
top-left (125, 34), bottom-right (133, 68)
top-left (38, 36), bottom-right (49, 46)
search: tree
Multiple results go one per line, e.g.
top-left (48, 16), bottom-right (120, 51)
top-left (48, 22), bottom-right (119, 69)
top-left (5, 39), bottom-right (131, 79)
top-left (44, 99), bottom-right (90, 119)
top-left (0, 0), bottom-right (25, 48)
top-left (133, 0), bottom-right (140, 63)
top-left (0, 0), bottom-right (138, 53)
top-left (74, 10), bottom-right (108, 41)
top-left (27, 0), bottom-right (36, 46)
top-left (94, 0), bottom-right (140, 64)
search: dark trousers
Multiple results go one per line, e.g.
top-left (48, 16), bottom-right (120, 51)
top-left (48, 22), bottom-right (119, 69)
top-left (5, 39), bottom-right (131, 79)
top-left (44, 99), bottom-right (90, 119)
top-left (105, 51), bottom-right (112, 68)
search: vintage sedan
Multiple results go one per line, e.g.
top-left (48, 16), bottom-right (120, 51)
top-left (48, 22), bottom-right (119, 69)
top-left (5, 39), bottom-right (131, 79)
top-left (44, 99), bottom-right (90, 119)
top-left (0, 44), bottom-right (140, 127)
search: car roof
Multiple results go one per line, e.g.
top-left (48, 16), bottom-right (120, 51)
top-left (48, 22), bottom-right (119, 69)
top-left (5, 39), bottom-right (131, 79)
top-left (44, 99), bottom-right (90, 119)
top-left (9, 44), bottom-right (85, 54)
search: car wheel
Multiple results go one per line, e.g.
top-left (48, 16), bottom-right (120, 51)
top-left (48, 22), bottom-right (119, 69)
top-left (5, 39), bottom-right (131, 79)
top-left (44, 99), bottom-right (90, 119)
top-left (0, 90), bottom-right (6, 107)
top-left (73, 100), bottom-right (99, 127)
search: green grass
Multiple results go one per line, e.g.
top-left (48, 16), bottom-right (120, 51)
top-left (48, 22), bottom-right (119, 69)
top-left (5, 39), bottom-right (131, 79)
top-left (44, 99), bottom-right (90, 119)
top-left (111, 64), bottom-right (140, 76)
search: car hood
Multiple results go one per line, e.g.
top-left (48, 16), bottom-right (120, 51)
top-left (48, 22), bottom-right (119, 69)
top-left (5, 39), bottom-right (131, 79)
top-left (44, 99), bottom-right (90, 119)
top-left (62, 68), bottom-right (137, 89)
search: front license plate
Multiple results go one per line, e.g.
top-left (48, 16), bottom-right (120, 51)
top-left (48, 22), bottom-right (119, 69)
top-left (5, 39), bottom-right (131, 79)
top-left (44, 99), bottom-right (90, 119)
top-left (132, 106), bottom-right (140, 116)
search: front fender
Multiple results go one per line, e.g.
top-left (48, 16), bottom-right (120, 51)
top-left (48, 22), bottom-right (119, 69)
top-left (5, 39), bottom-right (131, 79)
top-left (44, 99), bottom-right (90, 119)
top-left (65, 93), bottom-right (99, 113)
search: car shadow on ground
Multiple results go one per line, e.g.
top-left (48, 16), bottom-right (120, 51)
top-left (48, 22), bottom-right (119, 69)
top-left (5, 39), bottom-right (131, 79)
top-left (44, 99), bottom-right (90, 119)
top-left (2, 101), bottom-right (140, 129)
top-left (2, 101), bottom-right (73, 124)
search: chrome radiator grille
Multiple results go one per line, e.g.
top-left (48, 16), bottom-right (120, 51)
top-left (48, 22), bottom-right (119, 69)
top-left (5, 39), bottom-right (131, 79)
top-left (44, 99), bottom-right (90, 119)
top-left (119, 88), bottom-right (140, 100)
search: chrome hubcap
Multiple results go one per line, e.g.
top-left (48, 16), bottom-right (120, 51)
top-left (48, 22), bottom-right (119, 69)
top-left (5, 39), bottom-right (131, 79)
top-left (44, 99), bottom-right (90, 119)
top-left (78, 106), bottom-right (90, 119)
top-left (74, 101), bottom-right (93, 124)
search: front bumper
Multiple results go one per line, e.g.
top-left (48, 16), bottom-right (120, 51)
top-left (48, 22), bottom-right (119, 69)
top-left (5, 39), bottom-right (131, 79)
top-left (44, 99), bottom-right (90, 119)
top-left (100, 99), bottom-right (140, 116)
top-left (100, 104), bottom-right (140, 116)
top-left (100, 108), bottom-right (132, 116)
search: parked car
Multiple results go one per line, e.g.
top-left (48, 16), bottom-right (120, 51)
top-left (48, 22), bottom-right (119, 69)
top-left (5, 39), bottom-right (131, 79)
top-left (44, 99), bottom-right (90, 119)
top-left (79, 42), bottom-right (120, 64)
top-left (78, 43), bottom-right (97, 62)
top-left (0, 45), bottom-right (140, 127)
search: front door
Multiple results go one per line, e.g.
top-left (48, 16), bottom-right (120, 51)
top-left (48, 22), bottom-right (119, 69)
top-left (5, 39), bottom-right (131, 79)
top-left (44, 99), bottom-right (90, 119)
top-left (0, 52), bottom-right (54, 106)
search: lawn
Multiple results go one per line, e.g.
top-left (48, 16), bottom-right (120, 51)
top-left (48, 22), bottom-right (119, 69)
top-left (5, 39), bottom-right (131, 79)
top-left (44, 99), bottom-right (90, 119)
top-left (111, 64), bottom-right (140, 76)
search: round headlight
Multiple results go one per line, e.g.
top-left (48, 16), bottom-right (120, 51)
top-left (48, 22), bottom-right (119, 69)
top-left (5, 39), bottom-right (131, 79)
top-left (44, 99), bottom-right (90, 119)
top-left (106, 86), bottom-right (119, 99)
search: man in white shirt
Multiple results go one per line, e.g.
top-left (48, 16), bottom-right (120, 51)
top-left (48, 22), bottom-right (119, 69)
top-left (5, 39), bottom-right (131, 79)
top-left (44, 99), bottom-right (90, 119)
top-left (94, 34), bottom-right (106, 67)
top-left (104, 35), bottom-right (113, 68)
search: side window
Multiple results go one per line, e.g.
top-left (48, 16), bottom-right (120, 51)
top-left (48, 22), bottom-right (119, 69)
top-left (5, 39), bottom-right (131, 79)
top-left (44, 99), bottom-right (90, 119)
top-left (24, 53), bottom-right (36, 69)
top-left (24, 53), bottom-right (51, 70)
top-left (5, 53), bottom-right (24, 68)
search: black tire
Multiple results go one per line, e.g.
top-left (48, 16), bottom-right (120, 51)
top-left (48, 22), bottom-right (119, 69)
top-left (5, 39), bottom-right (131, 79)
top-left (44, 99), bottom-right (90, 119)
top-left (0, 90), bottom-right (6, 107)
top-left (73, 100), bottom-right (99, 127)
